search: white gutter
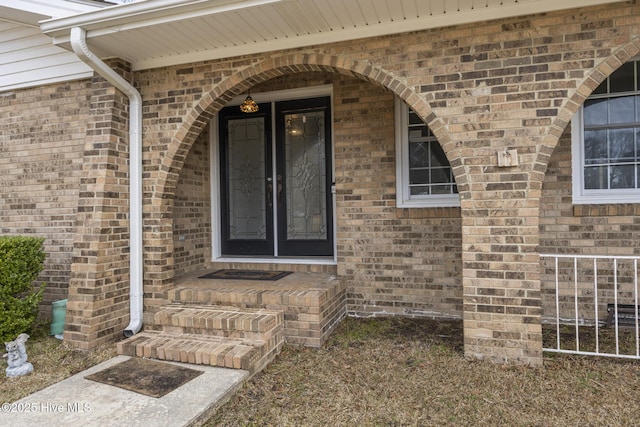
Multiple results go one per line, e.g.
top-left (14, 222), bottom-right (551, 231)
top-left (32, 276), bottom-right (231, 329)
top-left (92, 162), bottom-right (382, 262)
top-left (69, 26), bottom-right (143, 337)
top-left (41, 0), bottom-right (283, 37)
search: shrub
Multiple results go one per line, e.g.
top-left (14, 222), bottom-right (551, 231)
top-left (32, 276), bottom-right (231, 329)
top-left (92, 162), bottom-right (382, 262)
top-left (0, 236), bottom-right (46, 343)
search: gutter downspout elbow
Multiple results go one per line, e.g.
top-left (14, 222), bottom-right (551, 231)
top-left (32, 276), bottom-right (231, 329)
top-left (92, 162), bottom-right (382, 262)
top-left (69, 27), bottom-right (143, 338)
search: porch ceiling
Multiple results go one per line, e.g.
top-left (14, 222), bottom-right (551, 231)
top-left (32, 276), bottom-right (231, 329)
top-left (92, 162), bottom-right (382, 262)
top-left (41, 0), bottom-right (623, 71)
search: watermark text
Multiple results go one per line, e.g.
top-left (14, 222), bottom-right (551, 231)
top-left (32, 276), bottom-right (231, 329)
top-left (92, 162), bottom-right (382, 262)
top-left (1, 402), bottom-right (92, 414)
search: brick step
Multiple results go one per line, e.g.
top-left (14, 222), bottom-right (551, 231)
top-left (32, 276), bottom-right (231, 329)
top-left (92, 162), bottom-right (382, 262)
top-left (168, 287), bottom-right (264, 308)
top-left (116, 330), bottom-right (282, 374)
top-left (168, 279), bottom-right (347, 347)
top-left (151, 305), bottom-right (282, 341)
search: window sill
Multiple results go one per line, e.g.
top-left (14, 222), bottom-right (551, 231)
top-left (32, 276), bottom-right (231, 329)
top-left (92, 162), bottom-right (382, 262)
top-left (573, 203), bottom-right (640, 217)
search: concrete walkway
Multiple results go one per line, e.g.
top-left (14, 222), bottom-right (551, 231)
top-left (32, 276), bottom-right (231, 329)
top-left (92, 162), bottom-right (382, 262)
top-left (3, 356), bottom-right (248, 427)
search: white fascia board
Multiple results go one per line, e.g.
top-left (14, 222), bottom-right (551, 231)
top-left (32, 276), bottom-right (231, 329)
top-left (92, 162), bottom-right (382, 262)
top-left (40, 0), bottom-right (282, 37)
top-left (0, 0), bottom-right (104, 21)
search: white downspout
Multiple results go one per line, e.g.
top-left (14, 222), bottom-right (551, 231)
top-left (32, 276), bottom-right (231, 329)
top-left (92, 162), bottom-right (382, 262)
top-left (70, 27), bottom-right (143, 337)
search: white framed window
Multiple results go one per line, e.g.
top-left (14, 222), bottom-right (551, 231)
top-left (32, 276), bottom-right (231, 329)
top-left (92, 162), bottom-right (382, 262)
top-left (572, 60), bottom-right (640, 204)
top-left (395, 99), bottom-right (459, 208)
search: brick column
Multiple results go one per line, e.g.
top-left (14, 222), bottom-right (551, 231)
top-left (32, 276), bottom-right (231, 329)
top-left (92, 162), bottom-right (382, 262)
top-left (64, 59), bottom-right (133, 350)
top-left (460, 172), bottom-right (543, 365)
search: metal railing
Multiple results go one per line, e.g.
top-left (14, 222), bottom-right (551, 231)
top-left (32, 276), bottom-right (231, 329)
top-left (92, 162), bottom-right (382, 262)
top-left (540, 254), bottom-right (640, 360)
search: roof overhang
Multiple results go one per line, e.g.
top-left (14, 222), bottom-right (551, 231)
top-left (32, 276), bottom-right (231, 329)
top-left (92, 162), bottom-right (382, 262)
top-left (0, 0), bottom-right (106, 26)
top-left (40, 0), bottom-right (626, 71)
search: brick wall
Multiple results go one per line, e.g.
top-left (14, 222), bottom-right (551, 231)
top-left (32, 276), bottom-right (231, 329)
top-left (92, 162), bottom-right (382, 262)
top-left (64, 59), bottom-right (134, 349)
top-left (2, 2), bottom-right (640, 363)
top-left (0, 81), bottom-right (90, 308)
top-left (332, 75), bottom-right (463, 318)
top-left (172, 126), bottom-right (211, 275)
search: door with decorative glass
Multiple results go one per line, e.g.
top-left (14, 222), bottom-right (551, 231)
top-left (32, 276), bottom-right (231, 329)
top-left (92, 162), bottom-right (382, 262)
top-left (219, 96), bottom-right (333, 257)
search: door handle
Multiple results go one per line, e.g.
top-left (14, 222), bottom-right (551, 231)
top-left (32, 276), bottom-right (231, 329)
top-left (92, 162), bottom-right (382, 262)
top-left (267, 178), bottom-right (273, 207)
top-left (277, 174), bottom-right (283, 207)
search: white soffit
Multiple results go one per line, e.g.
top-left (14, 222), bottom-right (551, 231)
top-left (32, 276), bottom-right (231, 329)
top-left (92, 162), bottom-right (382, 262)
top-left (41, 0), bottom-right (626, 71)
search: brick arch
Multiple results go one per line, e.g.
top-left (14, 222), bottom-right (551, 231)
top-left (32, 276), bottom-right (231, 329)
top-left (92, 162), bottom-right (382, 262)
top-left (154, 55), bottom-right (450, 204)
top-left (141, 52), bottom-right (459, 296)
top-left (534, 36), bottom-right (640, 184)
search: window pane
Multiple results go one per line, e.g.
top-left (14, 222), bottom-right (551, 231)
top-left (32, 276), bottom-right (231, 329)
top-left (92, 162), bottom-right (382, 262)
top-left (584, 166), bottom-right (608, 189)
top-left (593, 79), bottom-right (607, 95)
top-left (609, 62), bottom-right (635, 94)
top-left (410, 169), bottom-right (429, 185)
top-left (609, 128), bottom-right (635, 162)
top-left (410, 185), bottom-right (430, 196)
top-left (579, 62), bottom-right (640, 197)
top-left (409, 111), bottom-right (423, 125)
top-left (409, 129), bottom-right (423, 140)
top-left (431, 184), bottom-right (454, 195)
top-left (404, 106), bottom-right (458, 202)
top-left (610, 165), bottom-right (635, 189)
top-left (609, 96), bottom-right (635, 124)
top-left (409, 142), bottom-right (430, 168)
top-left (584, 130), bottom-right (607, 164)
top-left (584, 99), bottom-right (608, 126)
top-left (430, 143), bottom-right (448, 167)
top-left (431, 167), bottom-right (451, 183)
top-left (409, 126), bottom-right (433, 139)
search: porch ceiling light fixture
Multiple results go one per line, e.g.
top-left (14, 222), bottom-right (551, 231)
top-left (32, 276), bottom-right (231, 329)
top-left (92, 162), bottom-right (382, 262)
top-left (240, 91), bottom-right (259, 113)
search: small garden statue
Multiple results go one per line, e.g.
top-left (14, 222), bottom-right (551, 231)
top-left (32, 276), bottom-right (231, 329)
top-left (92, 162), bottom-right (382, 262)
top-left (3, 333), bottom-right (33, 377)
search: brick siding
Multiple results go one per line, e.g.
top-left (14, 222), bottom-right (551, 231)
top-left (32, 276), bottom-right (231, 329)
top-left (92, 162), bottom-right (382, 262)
top-left (0, 81), bottom-right (90, 307)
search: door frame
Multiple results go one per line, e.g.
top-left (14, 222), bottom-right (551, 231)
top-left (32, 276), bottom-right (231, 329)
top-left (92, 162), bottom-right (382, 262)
top-left (210, 84), bottom-right (336, 263)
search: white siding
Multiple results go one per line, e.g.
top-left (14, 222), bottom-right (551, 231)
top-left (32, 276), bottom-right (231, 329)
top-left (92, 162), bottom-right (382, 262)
top-left (0, 20), bottom-right (92, 92)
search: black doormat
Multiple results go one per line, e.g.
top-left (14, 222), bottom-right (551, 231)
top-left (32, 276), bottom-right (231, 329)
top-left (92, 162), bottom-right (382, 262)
top-left (199, 269), bottom-right (292, 281)
top-left (85, 357), bottom-right (203, 398)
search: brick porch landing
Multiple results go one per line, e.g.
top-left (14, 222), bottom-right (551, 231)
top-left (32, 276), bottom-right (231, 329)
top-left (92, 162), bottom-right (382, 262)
top-left (168, 269), bottom-right (346, 347)
top-left (118, 270), bottom-right (345, 375)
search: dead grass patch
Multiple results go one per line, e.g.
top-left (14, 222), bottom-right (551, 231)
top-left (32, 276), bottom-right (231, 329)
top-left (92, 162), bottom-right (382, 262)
top-left (208, 317), bottom-right (640, 426)
top-left (0, 327), bottom-right (116, 403)
top-left (1, 317), bottom-right (640, 426)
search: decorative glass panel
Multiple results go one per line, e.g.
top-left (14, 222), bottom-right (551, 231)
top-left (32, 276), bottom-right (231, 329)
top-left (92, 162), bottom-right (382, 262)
top-left (284, 111), bottom-right (327, 240)
top-left (227, 117), bottom-right (266, 240)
